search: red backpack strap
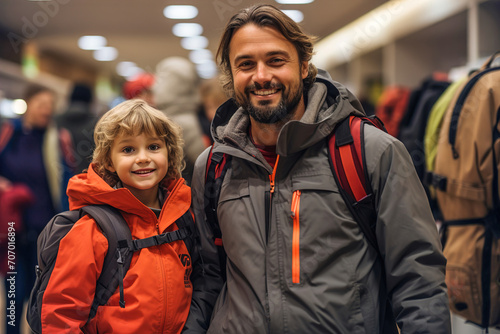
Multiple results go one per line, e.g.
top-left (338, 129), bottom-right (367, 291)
top-left (0, 121), bottom-right (14, 154)
top-left (328, 115), bottom-right (398, 334)
top-left (328, 115), bottom-right (386, 250)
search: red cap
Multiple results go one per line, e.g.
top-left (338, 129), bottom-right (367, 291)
top-left (123, 73), bottom-right (155, 99)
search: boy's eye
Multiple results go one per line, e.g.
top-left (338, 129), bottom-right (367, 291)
top-left (149, 144), bottom-right (161, 151)
top-left (122, 147), bottom-right (134, 154)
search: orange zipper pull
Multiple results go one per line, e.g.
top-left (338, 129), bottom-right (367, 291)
top-left (269, 155), bottom-right (280, 194)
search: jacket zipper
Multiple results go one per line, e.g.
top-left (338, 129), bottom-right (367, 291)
top-left (265, 155), bottom-right (280, 332)
top-left (291, 190), bottom-right (301, 284)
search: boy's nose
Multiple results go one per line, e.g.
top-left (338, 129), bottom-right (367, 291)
top-left (136, 152), bottom-right (151, 163)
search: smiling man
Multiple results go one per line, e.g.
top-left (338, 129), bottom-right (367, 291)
top-left (183, 4), bottom-right (451, 334)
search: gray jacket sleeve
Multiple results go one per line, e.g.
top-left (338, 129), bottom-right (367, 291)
top-left (182, 148), bottom-right (225, 333)
top-left (364, 125), bottom-right (451, 333)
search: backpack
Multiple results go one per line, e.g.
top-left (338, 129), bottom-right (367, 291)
top-left (204, 114), bottom-right (399, 334)
top-left (398, 75), bottom-right (450, 182)
top-left (374, 86), bottom-right (411, 137)
top-left (26, 204), bottom-right (195, 333)
top-left (432, 51), bottom-right (500, 329)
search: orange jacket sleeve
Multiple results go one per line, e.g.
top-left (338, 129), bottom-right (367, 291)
top-left (41, 216), bottom-right (108, 333)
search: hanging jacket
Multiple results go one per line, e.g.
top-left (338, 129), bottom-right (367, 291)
top-left (184, 70), bottom-right (450, 334)
top-left (41, 164), bottom-right (193, 333)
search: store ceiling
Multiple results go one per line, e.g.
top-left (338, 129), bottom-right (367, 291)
top-left (0, 0), bottom-right (388, 79)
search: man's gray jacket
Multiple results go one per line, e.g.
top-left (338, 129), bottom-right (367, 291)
top-left (183, 70), bottom-right (451, 334)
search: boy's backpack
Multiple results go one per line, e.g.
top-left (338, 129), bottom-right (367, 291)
top-left (204, 114), bottom-right (399, 334)
top-left (432, 51), bottom-right (500, 329)
top-left (26, 204), bottom-right (194, 334)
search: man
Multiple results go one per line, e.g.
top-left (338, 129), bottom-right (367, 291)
top-left (184, 4), bottom-right (451, 334)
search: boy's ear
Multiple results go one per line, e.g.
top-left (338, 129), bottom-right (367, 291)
top-left (105, 162), bottom-right (116, 173)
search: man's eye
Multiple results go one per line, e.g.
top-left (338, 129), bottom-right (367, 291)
top-left (270, 58), bottom-right (284, 64)
top-left (238, 61), bottom-right (253, 69)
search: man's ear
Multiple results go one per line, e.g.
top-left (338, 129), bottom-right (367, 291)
top-left (301, 61), bottom-right (308, 80)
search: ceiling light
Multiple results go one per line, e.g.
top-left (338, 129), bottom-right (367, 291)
top-left (172, 23), bottom-right (203, 37)
top-left (116, 61), bottom-right (144, 78)
top-left (189, 49), bottom-right (213, 64)
top-left (93, 46), bottom-right (118, 61)
top-left (78, 35), bottom-right (107, 50)
top-left (163, 5), bottom-right (198, 19)
top-left (181, 36), bottom-right (208, 50)
top-left (196, 60), bottom-right (217, 79)
top-left (275, 0), bottom-right (314, 4)
top-left (282, 10), bottom-right (304, 22)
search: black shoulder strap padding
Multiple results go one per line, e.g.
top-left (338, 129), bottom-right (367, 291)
top-left (81, 205), bottom-right (132, 321)
top-left (335, 117), bottom-right (354, 147)
top-left (175, 211), bottom-right (195, 254)
top-left (204, 150), bottom-right (231, 281)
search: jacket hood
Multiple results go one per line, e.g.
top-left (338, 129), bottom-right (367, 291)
top-left (211, 69), bottom-right (366, 157)
top-left (67, 164), bottom-right (191, 223)
top-left (153, 57), bottom-right (201, 115)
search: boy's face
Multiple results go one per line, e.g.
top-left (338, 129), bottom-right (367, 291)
top-left (106, 132), bottom-right (169, 206)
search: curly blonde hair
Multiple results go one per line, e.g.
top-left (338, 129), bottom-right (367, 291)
top-left (92, 99), bottom-right (184, 186)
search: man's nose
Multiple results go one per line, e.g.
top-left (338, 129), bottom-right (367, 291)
top-left (253, 62), bottom-right (272, 86)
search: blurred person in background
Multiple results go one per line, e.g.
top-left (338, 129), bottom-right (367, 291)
top-left (123, 72), bottom-right (155, 106)
top-left (56, 82), bottom-right (98, 174)
top-left (0, 84), bottom-right (76, 334)
top-left (198, 77), bottom-right (227, 146)
top-left (153, 57), bottom-right (207, 185)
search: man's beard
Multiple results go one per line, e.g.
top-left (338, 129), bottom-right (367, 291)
top-left (236, 80), bottom-right (303, 125)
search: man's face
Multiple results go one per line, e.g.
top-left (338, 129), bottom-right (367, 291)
top-left (228, 24), bottom-right (308, 124)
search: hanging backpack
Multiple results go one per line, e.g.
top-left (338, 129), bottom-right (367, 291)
top-left (398, 75), bottom-right (450, 182)
top-left (204, 114), bottom-right (399, 334)
top-left (374, 86), bottom-right (411, 138)
top-left (432, 51), bottom-right (500, 329)
top-left (26, 204), bottom-right (194, 334)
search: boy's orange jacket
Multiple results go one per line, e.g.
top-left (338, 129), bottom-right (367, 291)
top-left (41, 164), bottom-right (193, 333)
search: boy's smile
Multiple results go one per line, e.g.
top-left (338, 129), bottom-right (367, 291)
top-left (106, 132), bottom-right (169, 208)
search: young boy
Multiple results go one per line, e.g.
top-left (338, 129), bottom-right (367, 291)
top-left (40, 99), bottom-right (194, 333)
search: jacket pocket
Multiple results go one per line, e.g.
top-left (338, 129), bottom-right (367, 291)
top-left (287, 173), bottom-right (339, 286)
top-left (291, 190), bottom-right (301, 284)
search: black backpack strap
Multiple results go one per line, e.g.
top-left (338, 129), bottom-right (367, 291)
top-left (328, 115), bottom-right (398, 334)
top-left (130, 211), bottom-right (194, 253)
top-left (81, 205), bottom-right (133, 320)
top-left (204, 147), bottom-right (231, 281)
